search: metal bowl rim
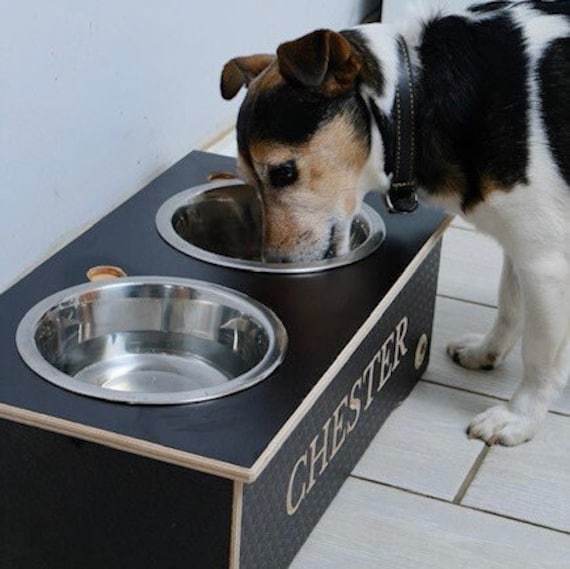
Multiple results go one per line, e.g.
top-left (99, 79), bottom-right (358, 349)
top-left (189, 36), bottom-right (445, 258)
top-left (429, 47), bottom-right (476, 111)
top-left (15, 276), bottom-right (288, 405)
top-left (155, 180), bottom-right (386, 274)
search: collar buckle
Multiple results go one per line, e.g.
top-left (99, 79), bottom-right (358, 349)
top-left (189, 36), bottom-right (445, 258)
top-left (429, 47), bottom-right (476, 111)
top-left (385, 183), bottom-right (419, 213)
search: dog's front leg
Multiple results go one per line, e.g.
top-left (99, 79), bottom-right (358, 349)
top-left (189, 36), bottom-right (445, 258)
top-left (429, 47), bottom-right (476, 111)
top-left (448, 253), bottom-right (523, 370)
top-left (468, 258), bottom-right (570, 445)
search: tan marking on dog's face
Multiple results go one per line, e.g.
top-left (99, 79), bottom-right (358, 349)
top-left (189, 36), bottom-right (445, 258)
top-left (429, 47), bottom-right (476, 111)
top-left (238, 114), bottom-right (370, 262)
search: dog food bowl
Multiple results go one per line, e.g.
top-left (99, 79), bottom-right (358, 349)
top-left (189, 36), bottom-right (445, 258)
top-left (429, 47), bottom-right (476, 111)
top-left (16, 277), bottom-right (287, 404)
top-left (155, 180), bottom-right (386, 273)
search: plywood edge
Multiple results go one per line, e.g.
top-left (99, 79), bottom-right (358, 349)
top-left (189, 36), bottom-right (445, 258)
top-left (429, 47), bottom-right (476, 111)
top-left (229, 480), bottom-right (244, 569)
top-left (0, 403), bottom-right (256, 483)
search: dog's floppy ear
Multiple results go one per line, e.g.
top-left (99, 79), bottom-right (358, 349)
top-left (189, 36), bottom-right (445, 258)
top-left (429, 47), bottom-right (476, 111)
top-left (220, 55), bottom-right (274, 100)
top-left (277, 29), bottom-right (361, 96)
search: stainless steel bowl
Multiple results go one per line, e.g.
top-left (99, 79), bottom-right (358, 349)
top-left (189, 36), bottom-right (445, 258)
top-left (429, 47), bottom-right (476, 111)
top-left (16, 277), bottom-right (287, 404)
top-left (155, 180), bottom-right (386, 273)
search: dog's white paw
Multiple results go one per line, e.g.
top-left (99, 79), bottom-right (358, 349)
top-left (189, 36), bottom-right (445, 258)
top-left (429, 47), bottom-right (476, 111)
top-left (447, 334), bottom-right (503, 370)
top-left (468, 404), bottom-right (538, 446)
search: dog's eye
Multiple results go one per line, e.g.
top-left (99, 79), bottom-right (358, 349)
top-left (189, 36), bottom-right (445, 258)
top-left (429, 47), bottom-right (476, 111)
top-left (268, 160), bottom-right (298, 189)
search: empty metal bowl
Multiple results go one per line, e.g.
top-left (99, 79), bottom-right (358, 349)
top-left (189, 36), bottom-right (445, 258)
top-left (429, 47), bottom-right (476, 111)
top-left (155, 180), bottom-right (386, 273)
top-left (16, 277), bottom-right (287, 404)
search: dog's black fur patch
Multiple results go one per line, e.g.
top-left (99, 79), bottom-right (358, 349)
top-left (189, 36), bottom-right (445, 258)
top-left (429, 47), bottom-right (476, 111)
top-left (532, 0), bottom-right (570, 17)
top-left (238, 85), bottom-right (333, 149)
top-left (416, 11), bottom-right (528, 209)
top-left (469, 1), bottom-right (570, 17)
top-left (237, 84), bottom-right (371, 165)
top-left (539, 37), bottom-right (570, 185)
top-left (341, 29), bottom-right (385, 96)
top-left (468, 1), bottom-right (513, 14)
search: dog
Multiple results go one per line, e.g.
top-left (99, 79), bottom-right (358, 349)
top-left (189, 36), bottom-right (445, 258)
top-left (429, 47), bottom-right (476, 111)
top-left (220, 0), bottom-right (570, 446)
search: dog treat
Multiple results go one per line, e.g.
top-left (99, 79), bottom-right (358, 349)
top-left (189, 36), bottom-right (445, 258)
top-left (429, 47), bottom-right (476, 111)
top-left (207, 171), bottom-right (237, 181)
top-left (86, 265), bottom-right (127, 281)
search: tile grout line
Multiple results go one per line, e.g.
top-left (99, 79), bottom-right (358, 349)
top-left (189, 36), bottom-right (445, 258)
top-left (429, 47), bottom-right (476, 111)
top-left (348, 473), bottom-right (570, 537)
top-left (419, 377), bottom-right (507, 402)
top-left (349, 473), bottom-right (453, 506)
top-left (461, 502), bottom-right (570, 537)
top-left (435, 292), bottom-right (498, 310)
top-left (452, 445), bottom-right (490, 504)
top-left (419, 379), bottom-right (570, 418)
top-left (545, 408), bottom-right (570, 418)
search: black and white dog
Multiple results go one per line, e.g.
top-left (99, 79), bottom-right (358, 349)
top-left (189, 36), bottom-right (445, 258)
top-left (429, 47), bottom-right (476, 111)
top-left (220, 1), bottom-right (570, 446)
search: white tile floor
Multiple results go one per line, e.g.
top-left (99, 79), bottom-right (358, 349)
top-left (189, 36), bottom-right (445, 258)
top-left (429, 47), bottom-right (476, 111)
top-left (206, 134), bottom-right (570, 567)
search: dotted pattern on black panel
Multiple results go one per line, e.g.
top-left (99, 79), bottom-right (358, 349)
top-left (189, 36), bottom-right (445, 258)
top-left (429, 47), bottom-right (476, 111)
top-left (239, 243), bottom-right (442, 569)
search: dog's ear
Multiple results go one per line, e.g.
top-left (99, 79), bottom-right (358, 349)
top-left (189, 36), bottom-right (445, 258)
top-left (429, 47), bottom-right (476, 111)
top-left (220, 55), bottom-right (274, 100)
top-left (277, 30), bottom-right (361, 96)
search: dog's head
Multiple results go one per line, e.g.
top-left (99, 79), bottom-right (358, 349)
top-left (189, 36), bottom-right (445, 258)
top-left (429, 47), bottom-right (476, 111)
top-left (221, 30), bottom-right (390, 262)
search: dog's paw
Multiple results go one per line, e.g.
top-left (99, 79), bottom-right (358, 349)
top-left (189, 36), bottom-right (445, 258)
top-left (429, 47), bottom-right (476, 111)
top-left (468, 404), bottom-right (538, 446)
top-left (447, 334), bottom-right (502, 370)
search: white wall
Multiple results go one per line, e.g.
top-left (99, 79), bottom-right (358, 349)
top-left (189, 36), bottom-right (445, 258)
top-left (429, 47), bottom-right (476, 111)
top-left (382, 0), bottom-right (473, 23)
top-left (1, 1), bottom-right (372, 293)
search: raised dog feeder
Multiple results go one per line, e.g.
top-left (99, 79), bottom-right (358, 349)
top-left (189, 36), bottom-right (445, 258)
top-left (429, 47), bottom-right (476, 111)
top-left (0, 151), bottom-right (449, 569)
top-left (16, 277), bottom-right (286, 405)
top-left (155, 180), bottom-right (386, 273)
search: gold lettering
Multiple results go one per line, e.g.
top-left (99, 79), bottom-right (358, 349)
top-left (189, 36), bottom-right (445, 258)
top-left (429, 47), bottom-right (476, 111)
top-left (363, 355), bottom-right (379, 410)
top-left (285, 314), bottom-right (412, 516)
top-left (286, 453), bottom-right (308, 516)
top-left (378, 332), bottom-right (394, 390)
top-left (347, 377), bottom-right (362, 433)
top-left (330, 396), bottom-right (348, 461)
top-left (307, 418), bottom-right (332, 493)
top-left (393, 316), bottom-right (409, 368)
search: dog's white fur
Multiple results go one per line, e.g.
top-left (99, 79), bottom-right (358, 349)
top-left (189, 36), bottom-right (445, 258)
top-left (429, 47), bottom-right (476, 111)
top-left (356, 4), bottom-right (570, 445)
